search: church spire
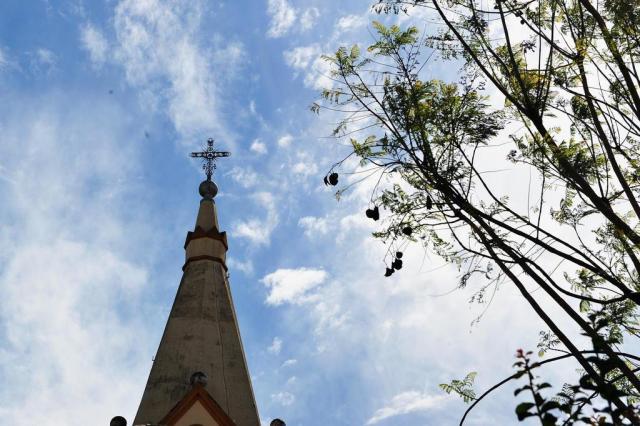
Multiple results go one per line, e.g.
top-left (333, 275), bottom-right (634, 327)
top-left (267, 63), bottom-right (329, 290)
top-left (133, 141), bottom-right (260, 426)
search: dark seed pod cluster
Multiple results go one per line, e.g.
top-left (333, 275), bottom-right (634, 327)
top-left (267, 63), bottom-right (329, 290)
top-left (384, 251), bottom-right (404, 277)
top-left (324, 172), bottom-right (339, 186)
top-left (365, 206), bottom-right (380, 221)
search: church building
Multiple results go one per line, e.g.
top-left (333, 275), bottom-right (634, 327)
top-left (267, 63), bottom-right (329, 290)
top-left (111, 140), bottom-right (281, 426)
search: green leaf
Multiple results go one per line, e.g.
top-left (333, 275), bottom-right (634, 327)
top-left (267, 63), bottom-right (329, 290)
top-left (350, 45), bottom-right (360, 60)
top-left (541, 400), bottom-right (561, 412)
top-left (541, 413), bottom-right (558, 426)
top-left (579, 299), bottom-right (590, 313)
top-left (515, 402), bottom-right (535, 421)
top-left (438, 372), bottom-right (477, 403)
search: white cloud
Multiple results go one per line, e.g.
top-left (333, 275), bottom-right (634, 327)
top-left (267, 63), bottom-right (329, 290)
top-left (112, 0), bottom-right (238, 141)
top-left (232, 192), bottom-right (279, 246)
top-left (300, 7), bottom-right (320, 31)
top-left (36, 48), bottom-right (56, 66)
top-left (29, 48), bottom-right (57, 74)
top-left (266, 0), bottom-right (296, 38)
top-left (0, 241), bottom-right (149, 424)
top-left (217, 40), bottom-right (245, 64)
top-left (228, 166), bottom-right (259, 188)
top-left (281, 13), bottom-right (369, 92)
top-left (285, 375), bottom-right (297, 386)
top-left (0, 92), bottom-right (152, 425)
top-left (277, 134), bottom-right (293, 147)
top-left (0, 46), bottom-right (8, 70)
top-left (271, 391), bottom-right (295, 406)
top-left (366, 391), bottom-right (450, 425)
top-left (336, 14), bottom-right (367, 32)
top-left (266, 1), bottom-right (319, 38)
top-left (281, 359), bottom-right (297, 368)
top-left (298, 216), bottom-right (329, 237)
top-left (305, 57), bottom-right (333, 90)
top-left (267, 336), bottom-right (283, 354)
top-left (291, 161), bottom-right (318, 177)
top-left (227, 257), bottom-right (254, 275)
top-left (250, 138), bottom-right (267, 155)
top-left (283, 44), bottom-right (320, 70)
top-left (283, 44), bottom-right (333, 90)
top-left (233, 219), bottom-right (273, 245)
top-left (80, 23), bottom-right (108, 67)
top-left (261, 267), bottom-right (327, 305)
top-left (339, 212), bottom-right (372, 233)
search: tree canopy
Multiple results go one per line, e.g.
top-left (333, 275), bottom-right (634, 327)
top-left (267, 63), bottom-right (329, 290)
top-left (316, 0), bottom-right (640, 423)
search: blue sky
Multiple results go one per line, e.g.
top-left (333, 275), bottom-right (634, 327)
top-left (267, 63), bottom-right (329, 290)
top-left (0, 1), bottom-right (578, 425)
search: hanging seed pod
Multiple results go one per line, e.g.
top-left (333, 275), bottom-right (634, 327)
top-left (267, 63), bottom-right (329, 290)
top-left (392, 258), bottom-right (403, 270)
top-left (328, 172), bottom-right (339, 185)
top-left (323, 175), bottom-right (329, 186)
top-left (426, 195), bottom-right (433, 210)
top-left (396, 251), bottom-right (403, 259)
top-left (371, 205), bottom-right (380, 221)
top-left (402, 226), bottom-right (413, 236)
top-left (384, 267), bottom-right (394, 277)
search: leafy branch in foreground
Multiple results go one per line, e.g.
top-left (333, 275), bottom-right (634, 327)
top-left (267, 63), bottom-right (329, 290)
top-left (511, 348), bottom-right (640, 425)
top-left (316, 10), bottom-right (640, 422)
top-left (440, 372), bottom-right (478, 403)
top-left (444, 346), bottom-right (640, 424)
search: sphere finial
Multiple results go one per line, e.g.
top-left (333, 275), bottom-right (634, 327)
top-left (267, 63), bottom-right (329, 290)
top-left (190, 371), bottom-right (208, 387)
top-left (199, 179), bottom-right (218, 200)
top-left (110, 416), bottom-right (127, 426)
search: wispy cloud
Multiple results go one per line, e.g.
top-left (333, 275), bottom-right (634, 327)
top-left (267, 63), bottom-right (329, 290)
top-left (266, 0), bottom-right (296, 38)
top-left (80, 23), bottom-right (108, 67)
top-left (227, 257), bottom-right (254, 275)
top-left (283, 44), bottom-right (332, 90)
top-left (277, 134), bottom-right (293, 148)
top-left (283, 45), bottom-right (319, 70)
top-left (28, 48), bottom-right (57, 74)
top-left (300, 7), bottom-right (320, 31)
top-left (366, 392), bottom-right (450, 425)
top-left (336, 14), bottom-right (368, 32)
top-left (250, 138), bottom-right (268, 155)
top-left (228, 166), bottom-right (260, 188)
top-left (298, 216), bottom-right (329, 237)
top-left (271, 391), bottom-right (295, 406)
top-left (266, 0), bottom-right (322, 38)
top-left (267, 336), bottom-right (283, 354)
top-left (281, 359), bottom-right (297, 368)
top-left (112, 0), bottom-right (242, 142)
top-left (0, 46), bottom-right (8, 70)
top-left (0, 93), bottom-right (152, 425)
top-left (232, 192), bottom-right (279, 246)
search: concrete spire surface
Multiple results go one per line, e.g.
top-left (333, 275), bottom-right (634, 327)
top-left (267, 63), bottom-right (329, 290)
top-left (133, 176), bottom-right (260, 426)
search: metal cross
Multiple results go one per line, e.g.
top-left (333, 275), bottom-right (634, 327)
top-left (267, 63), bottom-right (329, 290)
top-left (190, 138), bottom-right (231, 180)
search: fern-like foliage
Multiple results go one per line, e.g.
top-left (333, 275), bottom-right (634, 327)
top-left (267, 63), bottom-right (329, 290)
top-left (439, 372), bottom-right (478, 403)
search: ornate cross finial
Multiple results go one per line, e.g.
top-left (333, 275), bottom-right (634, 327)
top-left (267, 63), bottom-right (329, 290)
top-left (190, 138), bottom-right (231, 181)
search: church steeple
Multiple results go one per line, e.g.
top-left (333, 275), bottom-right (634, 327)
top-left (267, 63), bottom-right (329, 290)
top-left (133, 142), bottom-right (260, 426)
